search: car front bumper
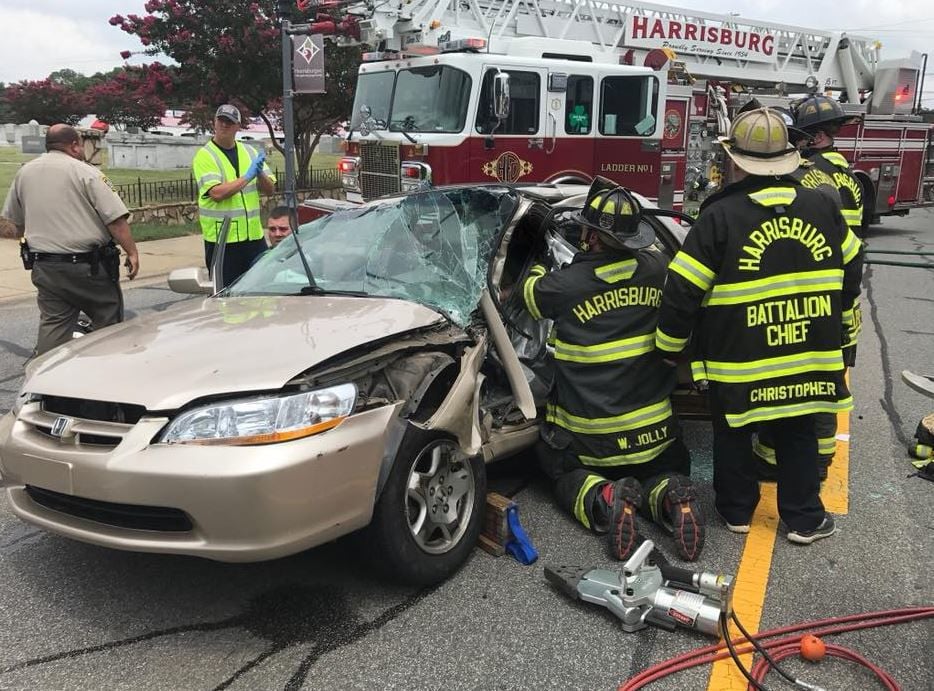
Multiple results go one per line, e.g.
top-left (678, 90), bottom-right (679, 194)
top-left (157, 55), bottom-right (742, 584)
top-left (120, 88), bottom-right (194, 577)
top-left (0, 402), bottom-right (402, 562)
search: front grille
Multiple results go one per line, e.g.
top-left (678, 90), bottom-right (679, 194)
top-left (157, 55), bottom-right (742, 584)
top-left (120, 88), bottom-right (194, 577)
top-left (43, 396), bottom-right (145, 425)
top-left (25, 486), bottom-right (193, 532)
top-left (360, 140), bottom-right (400, 200)
top-left (33, 425), bottom-right (121, 447)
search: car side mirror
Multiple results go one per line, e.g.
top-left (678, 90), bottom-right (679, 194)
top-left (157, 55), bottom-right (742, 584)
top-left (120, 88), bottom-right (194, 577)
top-left (168, 267), bottom-right (213, 295)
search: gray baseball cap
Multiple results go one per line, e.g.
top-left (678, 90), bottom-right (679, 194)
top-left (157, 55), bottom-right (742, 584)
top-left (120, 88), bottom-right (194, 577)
top-left (215, 104), bottom-right (241, 124)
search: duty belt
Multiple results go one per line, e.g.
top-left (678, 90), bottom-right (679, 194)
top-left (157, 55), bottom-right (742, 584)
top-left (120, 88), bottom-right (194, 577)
top-left (32, 251), bottom-right (96, 264)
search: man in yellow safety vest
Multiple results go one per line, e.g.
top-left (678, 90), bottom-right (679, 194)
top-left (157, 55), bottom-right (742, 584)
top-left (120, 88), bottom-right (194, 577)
top-left (192, 104), bottom-right (276, 285)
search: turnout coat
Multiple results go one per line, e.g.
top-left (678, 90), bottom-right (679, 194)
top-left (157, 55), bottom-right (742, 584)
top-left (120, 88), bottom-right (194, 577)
top-left (655, 176), bottom-right (863, 428)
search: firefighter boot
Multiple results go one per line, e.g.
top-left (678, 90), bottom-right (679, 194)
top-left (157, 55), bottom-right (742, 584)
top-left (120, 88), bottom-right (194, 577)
top-left (659, 476), bottom-right (706, 562)
top-left (604, 478), bottom-right (645, 561)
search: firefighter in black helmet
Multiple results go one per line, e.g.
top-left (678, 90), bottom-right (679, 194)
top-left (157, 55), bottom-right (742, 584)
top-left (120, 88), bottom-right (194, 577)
top-left (656, 108), bottom-right (863, 545)
top-left (794, 95), bottom-right (865, 238)
top-left (793, 95), bottom-right (864, 368)
top-left (523, 178), bottom-right (704, 562)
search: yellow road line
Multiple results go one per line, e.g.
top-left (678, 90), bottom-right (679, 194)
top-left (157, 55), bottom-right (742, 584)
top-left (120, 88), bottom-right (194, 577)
top-left (705, 483), bottom-right (780, 690)
top-left (706, 410), bottom-right (851, 689)
top-left (821, 411), bottom-right (850, 514)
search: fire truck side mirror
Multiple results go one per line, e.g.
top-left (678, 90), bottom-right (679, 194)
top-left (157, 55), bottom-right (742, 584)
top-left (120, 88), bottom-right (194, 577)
top-left (493, 72), bottom-right (511, 121)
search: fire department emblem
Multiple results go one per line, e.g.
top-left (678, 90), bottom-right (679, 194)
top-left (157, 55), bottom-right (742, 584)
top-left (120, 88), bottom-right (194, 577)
top-left (482, 152), bottom-right (533, 183)
top-left (664, 108), bottom-right (682, 139)
top-left (296, 36), bottom-right (321, 65)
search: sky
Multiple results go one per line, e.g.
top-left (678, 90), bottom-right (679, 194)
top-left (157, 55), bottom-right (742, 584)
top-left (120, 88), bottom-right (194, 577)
top-left (0, 0), bottom-right (932, 103)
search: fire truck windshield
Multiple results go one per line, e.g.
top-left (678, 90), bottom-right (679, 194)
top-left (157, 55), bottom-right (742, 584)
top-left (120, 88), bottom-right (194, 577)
top-left (351, 66), bottom-right (472, 134)
top-left (351, 72), bottom-right (393, 130)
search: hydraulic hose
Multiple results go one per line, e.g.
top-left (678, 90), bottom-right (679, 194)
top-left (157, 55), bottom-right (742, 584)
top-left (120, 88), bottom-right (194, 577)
top-left (750, 642), bottom-right (899, 690)
top-left (619, 606), bottom-right (933, 691)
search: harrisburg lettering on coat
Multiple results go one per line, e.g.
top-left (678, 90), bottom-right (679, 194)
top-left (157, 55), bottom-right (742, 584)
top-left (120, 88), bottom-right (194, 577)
top-left (572, 285), bottom-right (662, 324)
top-left (738, 216), bottom-right (833, 271)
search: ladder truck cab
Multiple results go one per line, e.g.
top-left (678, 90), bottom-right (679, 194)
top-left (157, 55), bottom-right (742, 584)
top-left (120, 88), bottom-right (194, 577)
top-left (307, 0), bottom-right (933, 224)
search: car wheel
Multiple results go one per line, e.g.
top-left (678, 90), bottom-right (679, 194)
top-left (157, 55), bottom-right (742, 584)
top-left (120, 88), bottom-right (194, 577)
top-left (367, 429), bottom-right (486, 585)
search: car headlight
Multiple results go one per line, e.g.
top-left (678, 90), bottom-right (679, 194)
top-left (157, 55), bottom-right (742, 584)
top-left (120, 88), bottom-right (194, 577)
top-left (158, 383), bottom-right (356, 445)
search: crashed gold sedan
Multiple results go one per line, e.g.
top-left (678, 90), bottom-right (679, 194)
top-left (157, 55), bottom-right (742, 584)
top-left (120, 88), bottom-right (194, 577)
top-left (0, 184), bottom-right (685, 584)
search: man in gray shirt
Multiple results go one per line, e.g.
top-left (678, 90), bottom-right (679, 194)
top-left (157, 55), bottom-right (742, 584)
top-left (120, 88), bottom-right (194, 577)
top-left (2, 124), bottom-right (140, 355)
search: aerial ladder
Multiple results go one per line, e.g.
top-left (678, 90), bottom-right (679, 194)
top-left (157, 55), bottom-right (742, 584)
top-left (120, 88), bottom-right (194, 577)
top-left (317, 0), bottom-right (924, 113)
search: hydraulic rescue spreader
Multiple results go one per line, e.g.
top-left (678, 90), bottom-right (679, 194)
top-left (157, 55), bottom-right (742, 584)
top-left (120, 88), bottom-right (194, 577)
top-left (545, 540), bottom-right (734, 636)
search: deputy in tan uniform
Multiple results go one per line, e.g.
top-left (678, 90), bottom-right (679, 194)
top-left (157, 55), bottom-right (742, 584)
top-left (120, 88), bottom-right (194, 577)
top-left (2, 124), bottom-right (140, 355)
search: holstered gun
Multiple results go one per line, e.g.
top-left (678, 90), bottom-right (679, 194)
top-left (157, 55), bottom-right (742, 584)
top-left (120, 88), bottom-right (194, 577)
top-left (96, 242), bottom-right (121, 282)
top-left (19, 238), bottom-right (33, 270)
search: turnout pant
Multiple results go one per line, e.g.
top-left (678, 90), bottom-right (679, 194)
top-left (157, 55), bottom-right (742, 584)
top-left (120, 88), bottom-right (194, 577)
top-left (754, 412), bottom-right (838, 472)
top-left (31, 261), bottom-right (123, 355)
top-left (204, 238), bottom-right (267, 287)
top-left (537, 436), bottom-right (691, 532)
top-left (711, 401), bottom-right (825, 533)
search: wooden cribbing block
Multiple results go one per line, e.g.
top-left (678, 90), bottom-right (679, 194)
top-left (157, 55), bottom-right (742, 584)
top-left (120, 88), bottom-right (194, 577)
top-left (478, 492), bottom-right (516, 557)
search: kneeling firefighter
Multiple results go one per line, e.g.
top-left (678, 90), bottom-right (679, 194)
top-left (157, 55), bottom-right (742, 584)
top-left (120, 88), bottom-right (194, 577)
top-left (523, 179), bottom-right (705, 562)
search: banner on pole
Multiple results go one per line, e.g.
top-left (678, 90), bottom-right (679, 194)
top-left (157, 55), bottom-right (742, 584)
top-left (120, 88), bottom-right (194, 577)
top-left (293, 34), bottom-right (325, 94)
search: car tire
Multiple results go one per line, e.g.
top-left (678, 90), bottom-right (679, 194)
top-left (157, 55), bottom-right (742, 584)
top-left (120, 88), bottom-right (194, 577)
top-left (367, 428), bottom-right (486, 586)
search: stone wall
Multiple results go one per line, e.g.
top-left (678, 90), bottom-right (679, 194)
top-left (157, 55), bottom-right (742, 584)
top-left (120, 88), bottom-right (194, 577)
top-left (0, 122), bottom-right (46, 148)
top-left (106, 131), bottom-right (209, 170)
top-left (129, 188), bottom-right (346, 226)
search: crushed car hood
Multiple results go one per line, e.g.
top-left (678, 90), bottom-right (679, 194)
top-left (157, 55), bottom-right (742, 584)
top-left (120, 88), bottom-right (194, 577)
top-left (25, 296), bottom-right (446, 410)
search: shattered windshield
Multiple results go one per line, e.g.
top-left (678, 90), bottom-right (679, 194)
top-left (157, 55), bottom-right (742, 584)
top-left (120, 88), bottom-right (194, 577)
top-left (231, 188), bottom-right (519, 326)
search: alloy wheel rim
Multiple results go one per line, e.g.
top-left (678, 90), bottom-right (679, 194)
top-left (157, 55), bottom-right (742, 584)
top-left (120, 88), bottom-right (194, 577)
top-left (405, 440), bottom-right (475, 555)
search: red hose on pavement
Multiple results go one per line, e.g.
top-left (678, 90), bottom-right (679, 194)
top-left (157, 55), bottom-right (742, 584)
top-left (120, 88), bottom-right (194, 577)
top-left (749, 642), bottom-right (899, 690)
top-left (619, 606), bottom-right (934, 691)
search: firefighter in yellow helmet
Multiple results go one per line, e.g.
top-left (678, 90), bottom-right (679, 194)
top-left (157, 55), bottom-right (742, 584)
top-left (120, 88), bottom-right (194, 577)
top-left (656, 108), bottom-right (863, 544)
top-left (753, 98), bottom-right (866, 481)
top-left (523, 179), bottom-right (704, 562)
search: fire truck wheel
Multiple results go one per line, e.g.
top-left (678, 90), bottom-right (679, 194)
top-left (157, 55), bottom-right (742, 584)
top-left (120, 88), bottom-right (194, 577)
top-left (366, 428), bottom-right (486, 585)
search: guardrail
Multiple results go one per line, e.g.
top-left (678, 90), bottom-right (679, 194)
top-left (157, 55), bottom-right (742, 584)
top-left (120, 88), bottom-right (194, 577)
top-left (112, 167), bottom-right (341, 208)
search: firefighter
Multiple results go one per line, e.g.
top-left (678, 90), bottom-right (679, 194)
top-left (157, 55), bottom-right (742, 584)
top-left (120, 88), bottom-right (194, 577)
top-left (745, 105), bottom-right (844, 480)
top-left (656, 108), bottom-right (862, 544)
top-left (794, 94), bottom-right (864, 367)
top-left (753, 99), bottom-right (866, 480)
top-left (524, 180), bottom-right (704, 562)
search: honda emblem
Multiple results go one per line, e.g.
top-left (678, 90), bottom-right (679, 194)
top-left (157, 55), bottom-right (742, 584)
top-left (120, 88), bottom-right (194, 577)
top-left (50, 416), bottom-right (73, 438)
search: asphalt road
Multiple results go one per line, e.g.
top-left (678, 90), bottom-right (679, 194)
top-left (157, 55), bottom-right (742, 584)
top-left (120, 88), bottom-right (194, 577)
top-left (0, 214), bottom-right (932, 691)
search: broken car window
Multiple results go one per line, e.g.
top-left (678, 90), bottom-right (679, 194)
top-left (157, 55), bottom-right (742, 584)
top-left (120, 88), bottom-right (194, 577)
top-left (231, 188), bottom-right (519, 326)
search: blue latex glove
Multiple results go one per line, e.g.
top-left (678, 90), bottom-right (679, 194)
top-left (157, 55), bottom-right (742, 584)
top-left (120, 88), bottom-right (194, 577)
top-left (244, 150), bottom-right (267, 181)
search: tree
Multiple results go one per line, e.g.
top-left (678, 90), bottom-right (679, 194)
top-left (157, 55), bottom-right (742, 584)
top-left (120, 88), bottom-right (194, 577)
top-left (3, 79), bottom-right (88, 125)
top-left (0, 83), bottom-right (14, 123)
top-left (48, 68), bottom-right (96, 93)
top-left (111, 0), bottom-right (362, 182)
top-left (86, 64), bottom-right (176, 130)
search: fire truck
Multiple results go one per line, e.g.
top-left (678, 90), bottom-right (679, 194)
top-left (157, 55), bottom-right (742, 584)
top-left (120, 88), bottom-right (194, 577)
top-left (304, 0), bottom-right (933, 222)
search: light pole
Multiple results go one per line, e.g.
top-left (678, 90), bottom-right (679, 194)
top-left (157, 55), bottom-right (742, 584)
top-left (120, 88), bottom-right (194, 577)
top-left (274, 0), bottom-right (317, 288)
top-left (276, 0), bottom-right (298, 213)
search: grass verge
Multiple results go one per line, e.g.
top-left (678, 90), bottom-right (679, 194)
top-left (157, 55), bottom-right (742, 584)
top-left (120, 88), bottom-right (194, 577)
top-left (132, 221), bottom-right (200, 242)
top-left (1, 147), bottom-right (339, 210)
